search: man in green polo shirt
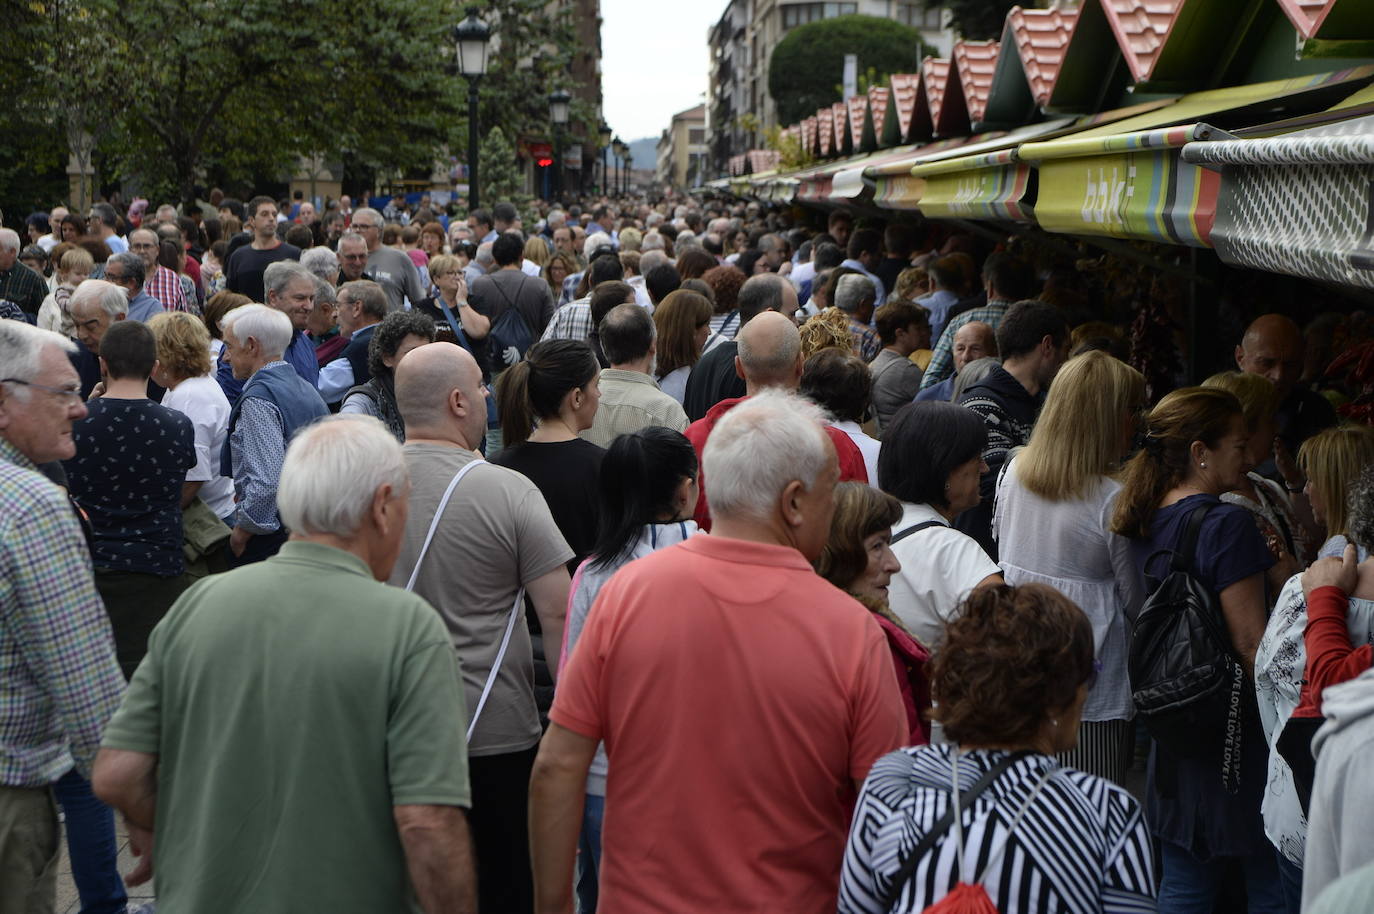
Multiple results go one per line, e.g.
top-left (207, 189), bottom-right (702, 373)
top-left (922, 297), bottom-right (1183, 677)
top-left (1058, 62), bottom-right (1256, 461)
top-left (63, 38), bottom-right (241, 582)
top-left (93, 415), bottom-right (475, 913)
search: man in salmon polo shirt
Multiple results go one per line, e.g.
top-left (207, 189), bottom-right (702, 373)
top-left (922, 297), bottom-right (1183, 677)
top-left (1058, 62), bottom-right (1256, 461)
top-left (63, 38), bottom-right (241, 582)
top-left (530, 390), bottom-right (907, 913)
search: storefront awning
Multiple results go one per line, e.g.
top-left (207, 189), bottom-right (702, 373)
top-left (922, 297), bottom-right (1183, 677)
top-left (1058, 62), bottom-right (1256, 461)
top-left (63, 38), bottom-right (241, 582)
top-left (829, 145), bottom-right (928, 202)
top-left (1020, 123), bottom-right (1228, 246)
top-left (910, 149), bottom-right (1034, 221)
top-left (1182, 113), bottom-right (1374, 289)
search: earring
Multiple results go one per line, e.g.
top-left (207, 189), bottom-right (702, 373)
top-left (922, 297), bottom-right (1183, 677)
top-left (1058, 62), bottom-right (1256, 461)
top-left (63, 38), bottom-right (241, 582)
top-left (1201, 461), bottom-right (1208, 469)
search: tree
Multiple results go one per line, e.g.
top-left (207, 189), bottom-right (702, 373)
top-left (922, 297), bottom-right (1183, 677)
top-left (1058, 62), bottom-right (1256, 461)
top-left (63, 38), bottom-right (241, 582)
top-left (768, 15), bottom-right (927, 126)
top-left (479, 126), bottom-right (535, 222)
top-left (942, 0), bottom-right (1020, 41)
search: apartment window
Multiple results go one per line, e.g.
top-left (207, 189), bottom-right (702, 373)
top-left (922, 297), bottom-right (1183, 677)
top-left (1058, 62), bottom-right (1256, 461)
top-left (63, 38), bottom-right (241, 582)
top-left (781, 2), bottom-right (857, 30)
top-left (895, 1), bottom-right (942, 29)
top-left (689, 128), bottom-right (706, 144)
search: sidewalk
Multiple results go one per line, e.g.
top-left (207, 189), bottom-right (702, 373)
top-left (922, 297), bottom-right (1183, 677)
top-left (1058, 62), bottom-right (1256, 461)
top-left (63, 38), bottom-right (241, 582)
top-left (56, 818), bottom-right (155, 914)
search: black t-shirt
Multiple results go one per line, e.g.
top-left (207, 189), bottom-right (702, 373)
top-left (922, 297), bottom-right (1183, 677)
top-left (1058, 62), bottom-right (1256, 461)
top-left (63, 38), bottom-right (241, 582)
top-left (490, 437), bottom-right (605, 570)
top-left (682, 340), bottom-right (745, 422)
top-left (62, 398), bottom-right (196, 576)
top-left (226, 241), bottom-right (301, 303)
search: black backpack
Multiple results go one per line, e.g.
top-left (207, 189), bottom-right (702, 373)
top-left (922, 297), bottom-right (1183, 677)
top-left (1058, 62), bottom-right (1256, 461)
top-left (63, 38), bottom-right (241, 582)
top-left (487, 274), bottom-right (537, 369)
top-left (1129, 502), bottom-right (1247, 794)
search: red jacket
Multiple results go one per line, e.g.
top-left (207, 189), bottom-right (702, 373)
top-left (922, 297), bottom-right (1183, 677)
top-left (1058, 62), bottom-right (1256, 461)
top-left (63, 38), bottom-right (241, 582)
top-left (874, 614), bottom-right (932, 745)
top-left (684, 396), bottom-right (869, 532)
top-left (1293, 585), bottom-right (1372, 719)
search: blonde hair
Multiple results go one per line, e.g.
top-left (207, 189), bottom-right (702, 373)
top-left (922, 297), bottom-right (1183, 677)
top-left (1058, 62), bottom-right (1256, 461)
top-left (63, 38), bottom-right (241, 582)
top-left (428, 253), bottom-right (463, 278)
top-left (147, 310), bottom-right (213, 381)
top-left (1017, 351), bottom-right (1145, 501)
top-left (798, 307), bottom-right (854, 360)
top-left (1299, 424), bottom-right (1374, 538)
top-left (58, 245), bottom-right (94, 277)
top-left (523, 237), bottom-right (549, 268)
top-left (1201, 371), bottom-right (1280, 432)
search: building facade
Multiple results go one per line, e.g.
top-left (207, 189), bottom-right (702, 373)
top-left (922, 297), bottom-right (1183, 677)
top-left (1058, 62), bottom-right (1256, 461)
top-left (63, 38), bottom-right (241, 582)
top-left (656, 104), bottom-right (708, 189)
top-left (707, 0), bottom-right (950, 178)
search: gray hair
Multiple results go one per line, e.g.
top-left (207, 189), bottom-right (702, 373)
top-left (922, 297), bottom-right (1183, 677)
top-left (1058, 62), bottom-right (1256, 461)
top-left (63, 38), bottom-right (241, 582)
top-left (277, 414), bottom-right (409, 538)
top-left (546, 210), bottom-right (566, 228)
top-left (339, 279), bottom-right (387, 320)
top-left (639, 249), bottom-right (670, 275)
top-left (108, 251), bottom-right (146, 290)
top-left (0, 228), bottom-right (19, 253)
top-left (474, 242), bottom-right (494, 267)
top-left (951, 356), bottom-right (1001, 402)
top-left (583, 231), bottom-right (612, 261)
top-left (702, 389), bottom-right (830, 522)
top-left (337, 232), bottom-right (367, 253)
top-left (69, 278), bottom-right (129, 318)
top-left (0, 321), bottom-right (74, 396)
top-left (673, 233), bottom-right (697, 257)
top-left (352, 206), bottom-right (383, 226)
top-left (312, 275), bottom-right (337, 305)
top-left (1348, 462), bottom-right (1374, 553)
top-left (221, 303), bottom-right (292, 358)
top-left (640, 231), bottom-right (666, 253)
top-left (300, 246), bottom-right (339, 283)
top-left (264, 259), bottom-right (314, 300)
top-left (834, 273), bottom-right (875, 313)
top-left (645, 211), bottom-right (665, 228)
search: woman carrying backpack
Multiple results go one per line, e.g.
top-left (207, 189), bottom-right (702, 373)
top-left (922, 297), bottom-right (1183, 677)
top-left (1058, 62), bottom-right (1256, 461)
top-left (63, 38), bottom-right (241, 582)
top-left (838, 584), bottom-right (1155, 913)
top-left (1111, 387), bottom-right (1281, 913)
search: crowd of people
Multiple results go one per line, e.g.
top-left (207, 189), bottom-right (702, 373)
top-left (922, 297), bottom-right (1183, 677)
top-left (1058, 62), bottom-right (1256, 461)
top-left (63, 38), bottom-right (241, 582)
top-left (4, 186), bottom-right (1374, 914)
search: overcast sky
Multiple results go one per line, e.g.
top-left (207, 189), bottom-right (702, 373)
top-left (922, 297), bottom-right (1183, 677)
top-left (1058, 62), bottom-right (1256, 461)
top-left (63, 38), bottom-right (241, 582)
top-left (600, 0), bottom-right (722, 142)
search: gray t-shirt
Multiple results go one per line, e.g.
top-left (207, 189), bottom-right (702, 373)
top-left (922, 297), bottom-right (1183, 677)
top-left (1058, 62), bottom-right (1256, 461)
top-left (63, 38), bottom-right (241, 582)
top-left (390, 444), bottom-right (573, 756)
top-left (366, 247), bottom-right (426, 312)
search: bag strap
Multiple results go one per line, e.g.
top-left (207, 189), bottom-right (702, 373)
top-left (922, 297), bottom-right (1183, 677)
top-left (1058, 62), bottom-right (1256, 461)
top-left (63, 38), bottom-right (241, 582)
top-left (402, 458), bottom-right (524, 744)
top-left (877, 749), bottom-right (1032, 911)
top-left (1171, 502), bottom-right (1214, 573)
top-left (436, 297), bottom-right (470, 349)
top-left (704, 309), bottom-right (739, 350)
top-left (891, 519), bottom-right (947, 545)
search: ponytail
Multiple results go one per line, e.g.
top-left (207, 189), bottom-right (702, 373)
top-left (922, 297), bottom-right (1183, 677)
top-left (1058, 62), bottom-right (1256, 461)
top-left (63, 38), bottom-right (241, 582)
top-left (495, 339), bottom-right (600, 449)
top-left (1110, 387), bottom-right (1242, 539)
top-left (495, 361), bottom-right (535, 447)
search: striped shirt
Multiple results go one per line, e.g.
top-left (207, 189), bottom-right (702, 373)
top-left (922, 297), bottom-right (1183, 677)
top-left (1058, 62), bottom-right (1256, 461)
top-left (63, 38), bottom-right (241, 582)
top-left (919, 299), bottom-right (1013, 390)
top-left (839, 745), bottom-right (1156, 914)
top-left (0, 437), bottom-right (126, 786)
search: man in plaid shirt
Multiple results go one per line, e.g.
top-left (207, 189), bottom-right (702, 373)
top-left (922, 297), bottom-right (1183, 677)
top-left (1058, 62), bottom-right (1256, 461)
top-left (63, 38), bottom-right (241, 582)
top-left (0, 228), bottom-right (48, 320)
top-left (129, 227), bottom-right (189, 313)
top-left (0, 321), bottom-right (126, 913)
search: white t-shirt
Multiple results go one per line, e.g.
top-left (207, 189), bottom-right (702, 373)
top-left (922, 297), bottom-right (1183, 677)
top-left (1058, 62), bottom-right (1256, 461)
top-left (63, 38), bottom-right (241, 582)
top-left (833, 420), bottom-right (880, 487)
top-left (161, 375), bottom-right (235, 519)
top-left (887, 501), bottom-right (999, 648)
top-left (657, 366), bottom-right (690, 404)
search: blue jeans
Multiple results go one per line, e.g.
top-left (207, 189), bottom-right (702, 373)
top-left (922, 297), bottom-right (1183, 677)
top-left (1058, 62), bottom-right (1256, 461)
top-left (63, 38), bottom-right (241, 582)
top-left (575, 794), bottom-right (604, 914)
top-left (53, 769), bottom-right (127, 914)
top-left (1158, 839), bottom-right (1286, 914)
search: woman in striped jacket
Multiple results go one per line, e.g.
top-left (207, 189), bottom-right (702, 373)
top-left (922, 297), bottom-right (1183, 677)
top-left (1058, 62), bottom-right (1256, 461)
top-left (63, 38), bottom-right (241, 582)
top-left (839, 583), bottom-right (1157, 914)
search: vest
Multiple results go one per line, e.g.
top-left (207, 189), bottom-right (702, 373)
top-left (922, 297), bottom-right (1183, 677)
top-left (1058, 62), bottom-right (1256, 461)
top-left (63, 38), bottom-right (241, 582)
top-left (341, 323), bottom-right (377, 389)
top-left (220, 361), bottom-right (329, 476)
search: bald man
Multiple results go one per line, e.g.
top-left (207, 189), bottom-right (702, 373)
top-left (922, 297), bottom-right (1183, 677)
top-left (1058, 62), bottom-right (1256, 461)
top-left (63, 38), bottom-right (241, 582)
top-left (684, 311), bottom-right (869, 530)
top-left (916, 320), bottom-right (997, 403)
top-left (1236, 313), bottom-right (1337, 482)
top-left (391, 342), bottom-right (572, 914)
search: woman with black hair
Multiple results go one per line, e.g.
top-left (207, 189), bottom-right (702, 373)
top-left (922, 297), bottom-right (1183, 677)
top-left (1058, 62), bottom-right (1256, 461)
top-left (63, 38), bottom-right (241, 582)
top-left (879, 402), bottom-right (1002, 649)
top-left (491, 339), bottom-right (605, 568)
top-left (559, 426), bottom-right (700, 914)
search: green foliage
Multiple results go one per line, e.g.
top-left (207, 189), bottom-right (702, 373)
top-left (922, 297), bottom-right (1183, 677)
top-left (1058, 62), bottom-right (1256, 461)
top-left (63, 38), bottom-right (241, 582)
top-left (941, 0), bottom-right (1020, 41)
top-left (0, 0), bottom-right (587, 217)
top-left (478, 126), bottom-right (533, 220)
top-left (769, 15), bottom-right (927, 125)
top-left (764, 125), bottom-right (815, 171)
top-left (834, 66), bottom-right (884, 99)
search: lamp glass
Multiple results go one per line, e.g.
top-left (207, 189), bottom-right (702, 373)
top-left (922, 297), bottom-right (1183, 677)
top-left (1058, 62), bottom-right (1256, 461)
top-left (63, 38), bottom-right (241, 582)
top-left (455, 8), bottom-right (490, 77)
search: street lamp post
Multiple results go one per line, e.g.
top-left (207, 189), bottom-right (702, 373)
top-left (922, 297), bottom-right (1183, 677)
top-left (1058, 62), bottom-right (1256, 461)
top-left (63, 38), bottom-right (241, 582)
top-left (612, 137), bottom-right (624, 197)
top-left (598, 121), bottom-right (612, 196)
top-left (623, 151), bottom-right (633, 194)
top-left (548, 89), bottom-right (571, 203)
top-left (454, 6), bottom-right (491, 212)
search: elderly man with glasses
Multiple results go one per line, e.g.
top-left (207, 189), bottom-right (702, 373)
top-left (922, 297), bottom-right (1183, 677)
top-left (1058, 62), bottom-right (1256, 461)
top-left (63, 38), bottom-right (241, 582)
top-left (0, 319), bottom-right (127, 914)
top-left (127, 227), bottom-right (189, 313)
top-left (100, 252), bottom-right (164, 323)
top-left (350, 207), bottom-right (426, 313)
top-left (66, 278), bottom-right (130, 397)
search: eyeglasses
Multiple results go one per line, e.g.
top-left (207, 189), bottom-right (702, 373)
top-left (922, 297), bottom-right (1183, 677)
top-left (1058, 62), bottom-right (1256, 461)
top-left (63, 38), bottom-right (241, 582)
top-left (353, 222), bottom-right (378, 230)
top-left (1, 377), bottom-right (84, 404)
